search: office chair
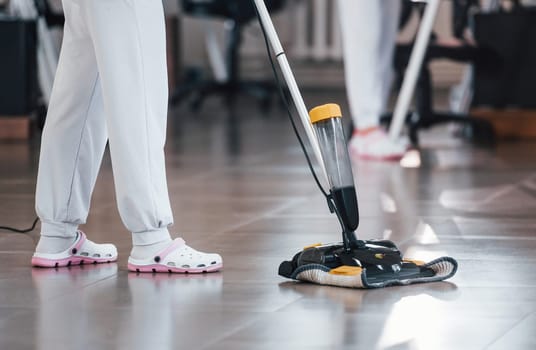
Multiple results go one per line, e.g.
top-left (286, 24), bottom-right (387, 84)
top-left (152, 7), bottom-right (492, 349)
top-left (34, 0), bottom-right (64, 27)
top-left (171, 0), bottom-right (285, 112)
top-left (381, 0), bottom-right (496, 146)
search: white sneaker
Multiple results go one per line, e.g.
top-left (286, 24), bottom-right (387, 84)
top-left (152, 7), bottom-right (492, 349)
top-left (349, 127), bottom-right (408, 161)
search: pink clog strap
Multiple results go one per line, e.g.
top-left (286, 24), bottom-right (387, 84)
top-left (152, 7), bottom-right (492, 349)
top-left (154, 238), bottom-right (186, 263)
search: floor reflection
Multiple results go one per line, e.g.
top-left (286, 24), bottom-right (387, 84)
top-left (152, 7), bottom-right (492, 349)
top-left (31, 266), bottom-right (224, 350)
top-left (439, 172), bottom-right (536, 216)
top-left (118, 273), bottom-right (223, 349)
top-left (32, 264), bottom-right (119, 350)
top-left (279, 281), bottom-right (459, 348)
top-left (2, 91), bottom-right (536, 349)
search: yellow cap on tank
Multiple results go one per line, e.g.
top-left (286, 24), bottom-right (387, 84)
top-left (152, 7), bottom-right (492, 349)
top-left (309, 103), bottom-right (342, 124)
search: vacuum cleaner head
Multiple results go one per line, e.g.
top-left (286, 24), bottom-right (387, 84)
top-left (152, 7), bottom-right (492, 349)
top-left (279, 241), bottom-right (458, 289)
top-left (274, 104), bottom-right (458, 289)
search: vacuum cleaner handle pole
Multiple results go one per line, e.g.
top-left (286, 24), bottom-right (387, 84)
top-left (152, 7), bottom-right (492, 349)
top-left (253, 0), bottom-right (330, 187)
top-left (389, 0), bottom-right (441, 140)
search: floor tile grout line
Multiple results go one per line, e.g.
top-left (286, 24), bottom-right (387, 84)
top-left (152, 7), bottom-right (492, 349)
top-left (167, 144), bottom-right (318, 181)
top-left (431, 235), bottom-right (536, 241)
top-left (32, 272), bottom-right (119, 304)
top-left (207, 196), bottom-right (312, 239)
top-left (197, 311), bottom-right (280, 350)
top-left (483, 310), bottom-right (535, 349)
top-left (197, 291), bottom-right (309, 350)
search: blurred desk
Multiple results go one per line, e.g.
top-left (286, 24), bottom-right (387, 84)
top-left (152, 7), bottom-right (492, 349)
top-left (0, 17), bottom-right (36, 140)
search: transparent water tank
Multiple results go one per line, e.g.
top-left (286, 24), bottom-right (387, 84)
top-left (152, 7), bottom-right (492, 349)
top-left (309, 104), bottom-right (359, 231)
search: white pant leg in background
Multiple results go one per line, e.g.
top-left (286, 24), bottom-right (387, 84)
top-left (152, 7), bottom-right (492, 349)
top-left (36, 0), bottom-right (173, 245)
top-left (338, 0), bottom-right (401, 129)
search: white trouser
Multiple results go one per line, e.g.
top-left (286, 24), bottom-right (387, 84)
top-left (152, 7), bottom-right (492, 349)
top-left (35, 0), bottom-right (173, 245)
top-left (338, 0), bottom-right (401, 130)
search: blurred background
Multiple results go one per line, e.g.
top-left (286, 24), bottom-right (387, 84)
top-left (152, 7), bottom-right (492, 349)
top-left (2, 2), bottom-right (536, 349)
top-left (1, 0), bottom-right (536, 141)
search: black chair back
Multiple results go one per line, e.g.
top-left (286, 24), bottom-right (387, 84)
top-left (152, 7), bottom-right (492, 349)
top-left (182, 0), bottom-right (285, 23)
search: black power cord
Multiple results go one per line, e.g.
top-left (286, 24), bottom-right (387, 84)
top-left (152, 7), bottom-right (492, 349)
top-left (0, 217), bottom-right (39, 234)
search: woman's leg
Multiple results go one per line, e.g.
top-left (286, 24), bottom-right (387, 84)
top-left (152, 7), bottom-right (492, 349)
top-left (35, 0), bottom-right (109, 252)
top-left (339, 0), bottom-right (389, 129)
top-left (338, 0), bottom-right (407, 160)
top-left (82, 0), bottom-right (173, 245)
top-left (81, 0), bottom-right (221, 272)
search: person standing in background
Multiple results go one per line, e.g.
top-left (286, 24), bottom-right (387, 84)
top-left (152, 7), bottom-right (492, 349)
top-left (338, 0), bottom-right (408, 161)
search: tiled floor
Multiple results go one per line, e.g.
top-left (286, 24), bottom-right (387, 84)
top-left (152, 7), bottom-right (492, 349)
top-left (1, 92), bottom-right (536, 349)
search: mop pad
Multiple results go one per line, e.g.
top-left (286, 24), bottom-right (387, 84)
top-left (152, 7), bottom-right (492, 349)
top-left (278, 242), bottom-right (457, 289)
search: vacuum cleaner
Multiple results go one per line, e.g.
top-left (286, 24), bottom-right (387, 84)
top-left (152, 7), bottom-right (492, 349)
top-left (252, 0), bottom-right (458, 289)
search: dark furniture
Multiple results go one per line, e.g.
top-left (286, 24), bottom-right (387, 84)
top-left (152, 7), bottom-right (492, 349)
top-left (0, 17), bottom-right (37, 115)
top-left (35, 0), bottom-right (64, 27)
top-left (381, 0), bottom-right (495, 146)
top-left (473, 7), bottom-right (536, 108)
top-left (171, 0), bottom-right (285, 111)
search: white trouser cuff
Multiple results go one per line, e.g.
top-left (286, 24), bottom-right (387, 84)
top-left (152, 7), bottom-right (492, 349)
top-left (132, 227), bottom-right (171, 246)
top-left (40, 221), bottom-right (79, 238)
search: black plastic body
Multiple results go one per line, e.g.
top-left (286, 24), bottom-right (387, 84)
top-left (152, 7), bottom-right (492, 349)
top-left (473, 9), bottom-right (536, 108)
top-left (331, 186), bottom-right (359, 232)
top-left (0, 18), bottom-right (37, 115)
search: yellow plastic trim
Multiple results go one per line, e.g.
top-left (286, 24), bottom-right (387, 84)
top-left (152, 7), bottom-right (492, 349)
top-left (329, 265), bottom-right (363, 276)
top-left (403, 259), bottom-right (426, 266)
top-left (303, 243), bottom-right (322, 250)
top-left (309, 104), bottom-right (342, 124)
